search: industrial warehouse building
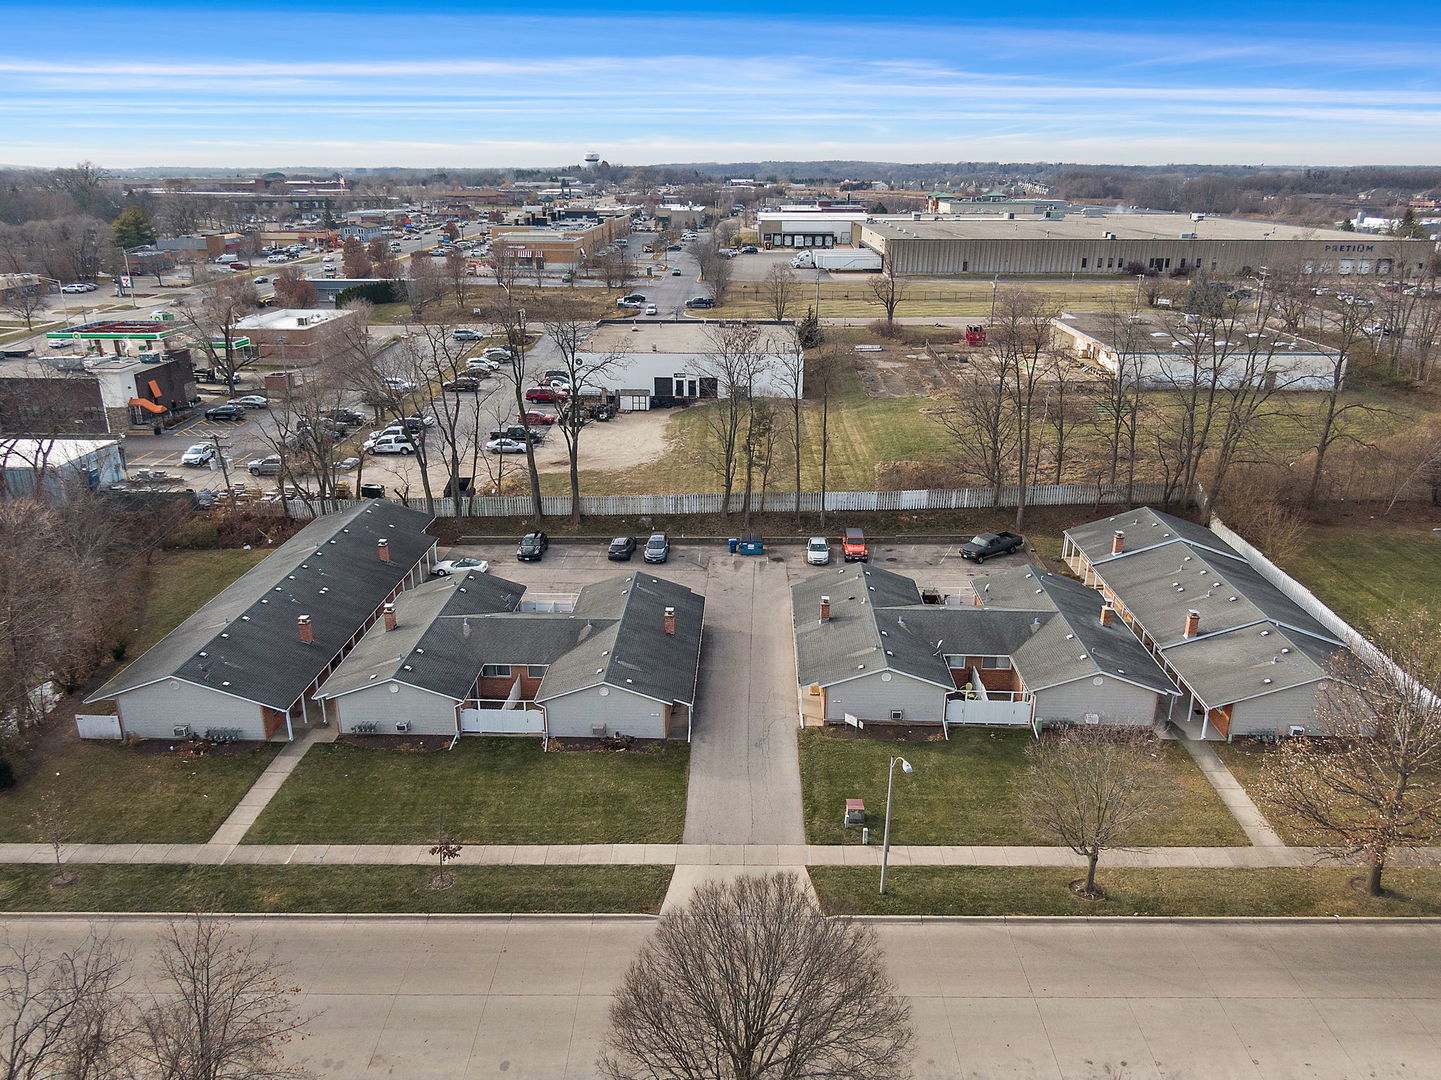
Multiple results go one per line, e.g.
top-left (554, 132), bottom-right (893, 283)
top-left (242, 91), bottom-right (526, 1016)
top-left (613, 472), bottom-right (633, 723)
top-left (855, 213), bottom-right (1435, 278)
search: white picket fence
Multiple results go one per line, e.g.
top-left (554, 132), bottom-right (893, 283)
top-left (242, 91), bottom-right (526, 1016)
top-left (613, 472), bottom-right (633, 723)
top-left (283, 482), bottom-right (1176, 520)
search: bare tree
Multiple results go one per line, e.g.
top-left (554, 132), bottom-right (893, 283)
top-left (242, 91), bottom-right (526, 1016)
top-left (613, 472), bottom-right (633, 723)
top-left (1, 285), bottom-right (48, 332)
top-left (0, 929), bottom-right (133, 1080)
top-left (340, 237), bottom-right (371, 279)
top-left (405, 253), bottom-right (446, 317)
top-left (544, 310), bottom-right (626, 523)
top-left (29, 791), bottom-right (75, 884)
top-left (176, 272), bottom-right (259, 388)
top-left (482, 298), bottom-right (544, 518)
top-left (600, 872), bottom-right (912, 1080)
top-left (271, 268), bottom-right (318, 309)
top-left (1259, 611), bottom-right (1441, 897)
top-left (444, 248), bottom-right (470, 306)
top-left (688, 323), bottom-right (769, 513)
top-left (137, 915), bottom-right (314, 1080)
top-left (774, 342), bottom-right (806, 520)
top-left (1305, 290), bottom-right (1389, 507)
top-left (866, 271), bottom-right (909, 332)
top-left (690, 238), bottom-right (733, 305)
top-left (428, 814), bottom-right (462, 890)
top-left (759, 263), bottom-right (800, 324)
top-left (813, 346), bottom-right (839, 527)
top-left (1016, 728), bottom-right (1166, 898)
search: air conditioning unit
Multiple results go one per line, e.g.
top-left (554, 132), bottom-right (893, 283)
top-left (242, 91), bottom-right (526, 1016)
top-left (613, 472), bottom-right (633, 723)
top-left (592, 724), bottom-right (609, 737)
top-left (1288, 725), bottom-right (1307, 737)
top-left (173, 725), bottom-right (192, 738)
top-left (395, 721), bottom-right (410, 733)
top-left (1083, 713), bottom-right (1101, 725)
top-left (889, 709), bottom-right (905, 721)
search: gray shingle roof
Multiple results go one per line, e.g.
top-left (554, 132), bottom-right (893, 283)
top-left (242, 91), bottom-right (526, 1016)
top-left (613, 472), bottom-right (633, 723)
top-left (89, 502), bottom-right (436, 711)
top-left (314, 570), bottom-right (526, 701)
top-left (791, 565), bottom-right (954, 690)
top-left (1159, 624), bottom-right (1338, 705)
top-left (537, 573), bottom-right (705, 705)
top-left (1067, 506), bottom-right (1242, 567)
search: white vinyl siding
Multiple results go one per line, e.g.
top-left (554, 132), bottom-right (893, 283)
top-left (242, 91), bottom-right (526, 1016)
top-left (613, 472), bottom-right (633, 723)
top-left (543, 685), bottom-right (667, 740)
top-left (333, 683), bottom-right (458, 736)
top-left (1032, 676), bottom-right (1161, 728)
top-left (117, 679), bottom-right (267, 741)
top-left (824, 671), bottom-right (947, 724)
top-left (1229, 684), bottom-right (1322, 737)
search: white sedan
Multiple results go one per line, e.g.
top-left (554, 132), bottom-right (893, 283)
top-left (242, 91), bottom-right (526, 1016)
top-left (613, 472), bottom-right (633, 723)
top-left (430, 557), bottom-right (490, 577)
top-left (227, 395), bottom-right (269, 409)
top-left (486, 438), bottom-right (528, 454)
top-left (179, 443), bottom-right (215, 467)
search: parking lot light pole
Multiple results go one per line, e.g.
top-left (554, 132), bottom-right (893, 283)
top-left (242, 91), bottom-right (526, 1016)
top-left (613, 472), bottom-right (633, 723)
top-left (878, 755), bottom-right (913, 895)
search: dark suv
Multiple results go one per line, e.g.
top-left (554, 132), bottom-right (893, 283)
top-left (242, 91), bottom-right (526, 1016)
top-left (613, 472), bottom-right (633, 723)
top-left (607, 536), bottom-right (636, 561)
top-left (517, 531), bottom-right (549, 561)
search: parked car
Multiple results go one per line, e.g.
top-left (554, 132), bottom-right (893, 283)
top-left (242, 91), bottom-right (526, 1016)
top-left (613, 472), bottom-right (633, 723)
top-left (431, 556), bottom-right (489, 577)
top-left (616, 298), bottom-right (643, 310)
top-left (247, 455), bottom-right (284, 477)
top-left (806, 537), bottom-right (831, 566)
top-left (325, 407), bottom-right (368, 426)
top-left (619, 293), bottom-right (646, 305)
top-left (645, 304), bottom-right (658, 316)
top-left (670, 268), bottom-right (682, 275)
top-left (740, 245), bottom-right (759, 254)
top-left (685, 296), bottom-right (715, 309)
top-left (452, 328), bottom-right (484, 341)
top-left (60, 283), bottom-right (90, 293)
top-left (180, 443), bottom-right (214, 467)
top-left (516, 531), bottom-right (549, 561)
top-left (486, 437), bottom-right (528, 454)
top-left (381, 377), bottom-right (418, 393)
top-left (253, 275), bottom-right (271, 284)
top-left (488, 425), bottom-right (543, 444)
top-left (607, 536), bottom-right (636, 561)
top-left (643, 531), bottom-right (670, 564)
top-left (517, 411), bottom-right (556, 426)
top-left (482, 346), bottom-right (516, 360)
top-left (842, 528), bottom-right (868, 562)
top-left (399, 413), bottom-right (435, 431)
top-left (228, 394), bottom-right (269, 409)
top-left (444, 377), bottom-right (483, 392)
top-left (204, 404), bottom-right (247, 421)
top-left (466, 357), bottom-right (501, 373)
top-left (364, 433), bottom-right (415, 455)
top-left (525, 386), bottom-right (567, 403)
top-left (960, 531), bottom-right (1025, 563)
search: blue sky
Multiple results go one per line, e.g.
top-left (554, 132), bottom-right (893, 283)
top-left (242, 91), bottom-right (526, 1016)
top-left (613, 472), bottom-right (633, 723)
top-left (2, 0), bottom-right (1440, 169)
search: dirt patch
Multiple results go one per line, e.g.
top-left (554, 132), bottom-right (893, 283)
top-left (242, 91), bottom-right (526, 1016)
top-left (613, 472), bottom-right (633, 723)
top-left (850, 339), bottom-right (979, 398)
top-left (528, 411), bottom-right (673, 476)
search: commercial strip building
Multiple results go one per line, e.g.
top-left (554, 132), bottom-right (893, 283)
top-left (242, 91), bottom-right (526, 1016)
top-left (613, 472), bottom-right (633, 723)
top-left (1051, 311), bottom-right (1345, 390)
top-left (0, 438), bottom-right (124, 502)
top-left (576, 320), bottom-right (801, 409)
top-left (0, 351), bottom-right (198, 434)
top-left (316, 570), bottom-right (704, 742)
top-left (234, 308), bottom-right (358, 365)
top-left (87, 502), bottom-right (437, 743)
top-left (856, 213), bottom-right (1436, 278)
top-left (489, 216), bottom-right (629, 267)
top-left (1062, 508), bottom-right (1356, 740)
top-left (756, 208), bottom-right (868, 249)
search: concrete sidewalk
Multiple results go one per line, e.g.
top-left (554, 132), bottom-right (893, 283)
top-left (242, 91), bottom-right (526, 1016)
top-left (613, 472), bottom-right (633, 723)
top-left (1181, 738), bottom-right (1288, 846)
top-left (206, 725), bottom-right (333, 846)
top-left (4, 840), bottom-right (1436, 869)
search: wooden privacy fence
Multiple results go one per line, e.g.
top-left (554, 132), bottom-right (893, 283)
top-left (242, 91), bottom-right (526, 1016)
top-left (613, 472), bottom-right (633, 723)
top-left (282, 482), bottom-right (1178, 520)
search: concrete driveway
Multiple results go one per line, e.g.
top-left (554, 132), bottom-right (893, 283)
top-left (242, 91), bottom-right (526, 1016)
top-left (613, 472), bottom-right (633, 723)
top-left (684, 554), bottom-right (805, 846)
top-left (8, 915), bottom-right (1441, 1079)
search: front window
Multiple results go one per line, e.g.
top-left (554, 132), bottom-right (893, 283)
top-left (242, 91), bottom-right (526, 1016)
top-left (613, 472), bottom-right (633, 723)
top-left (481, 664), bottom-right (512, 678)
top-left (981, 657), bottom-right (1013, 670)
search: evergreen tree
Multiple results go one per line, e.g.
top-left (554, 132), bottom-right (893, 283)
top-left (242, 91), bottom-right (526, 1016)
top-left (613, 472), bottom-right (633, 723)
top-left (1339, 218), bottom-right (1355, 232)
top-left (111, 204), bottom-right (156, 249)
top-left (1393, 208), bottom-right (1428, 239)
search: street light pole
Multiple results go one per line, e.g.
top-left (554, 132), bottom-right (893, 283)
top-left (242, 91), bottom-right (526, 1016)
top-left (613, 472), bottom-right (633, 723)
top-left (878, 755), bottom-right (913, 895)
top-left (989, 278), bottom-right (998, 323)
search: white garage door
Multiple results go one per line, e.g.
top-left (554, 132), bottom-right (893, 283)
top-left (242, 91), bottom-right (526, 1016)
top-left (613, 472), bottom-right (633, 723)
top-left (460, 708), bottom-right (544, 734)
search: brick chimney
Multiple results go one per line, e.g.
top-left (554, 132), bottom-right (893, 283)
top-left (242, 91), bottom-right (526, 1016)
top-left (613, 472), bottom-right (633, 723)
top-left (1183, 609), bottom-right (1201, 638)
top-left (377, 539), bottom-right (390, 563)
top-left (1100, 604), bottom-right (1113, 628)
top-left (820, 595), bottom-right (831, 622)
top-left (1111, 530), bottom-right (1125, 555)
top-left (664, 607), bottom-right (676, 636)
top-left (383, 603), bottom-right (397, 632)
top-left (298, 614), bottom-right (314, 644)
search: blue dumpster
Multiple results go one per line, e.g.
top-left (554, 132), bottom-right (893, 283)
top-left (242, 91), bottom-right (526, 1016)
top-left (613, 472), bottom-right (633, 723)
top-left (727, 537), bottom-right (739, 554)
top-left (738, 532), bottom-right (765, 556)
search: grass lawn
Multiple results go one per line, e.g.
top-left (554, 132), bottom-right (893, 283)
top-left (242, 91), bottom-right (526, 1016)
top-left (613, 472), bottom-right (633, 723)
top-left (0, 864), bottom-right (671, 914)
top-left (811, 865), bottom-right (1441, 917)
top-left (709, 278), bottom-right (1141, 321)
top-left (1212, 739), bottom-right (1328, 846)
top-left (0, 740), bottom-right (281, 843)
top-left (125, 548), bottom-right (269, 656)
top-left (1280, 523), bottom-right (1441, 630)
top-left (246, 739), bottom-right (690, 845)
top-left (798, 728), bottom-right (1247, 846)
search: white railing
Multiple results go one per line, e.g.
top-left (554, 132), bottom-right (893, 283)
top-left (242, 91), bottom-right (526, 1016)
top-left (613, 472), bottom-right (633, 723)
top-left (282, 482), bottom-right (1178, 520)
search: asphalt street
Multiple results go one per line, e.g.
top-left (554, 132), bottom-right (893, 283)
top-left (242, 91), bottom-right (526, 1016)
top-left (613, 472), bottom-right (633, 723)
top-left (5, 915), bottom-right (1439, 1079)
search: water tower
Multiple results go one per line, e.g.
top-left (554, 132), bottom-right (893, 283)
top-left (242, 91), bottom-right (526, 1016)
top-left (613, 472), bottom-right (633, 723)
top-left (583, 152), bottom-right (600, 169)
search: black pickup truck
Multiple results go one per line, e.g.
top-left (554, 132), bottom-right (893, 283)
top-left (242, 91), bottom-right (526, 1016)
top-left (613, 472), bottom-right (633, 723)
top-left (960, 531), bottom-right (1025, 563)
